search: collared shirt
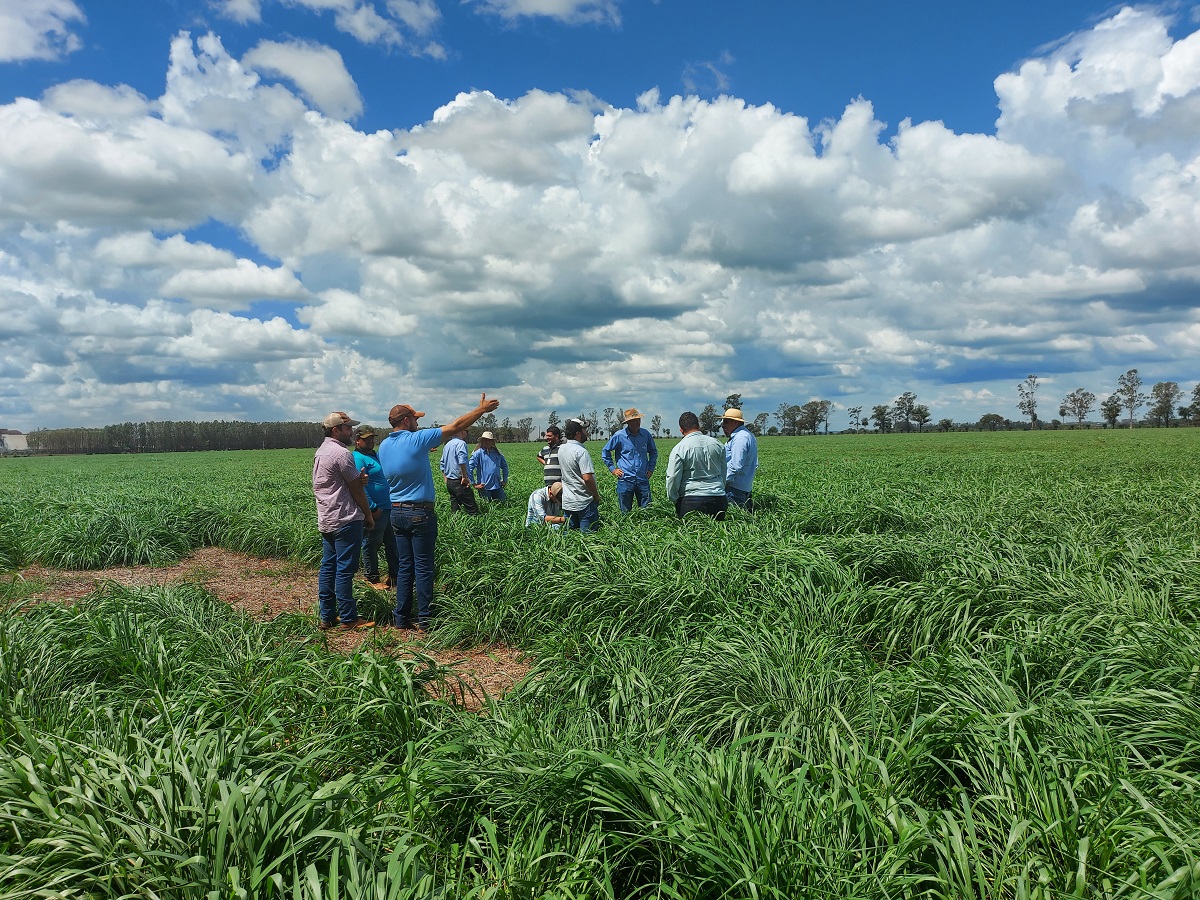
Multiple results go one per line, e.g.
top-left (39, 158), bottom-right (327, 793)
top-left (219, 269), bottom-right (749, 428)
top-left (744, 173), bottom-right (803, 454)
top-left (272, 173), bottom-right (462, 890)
top-left (525, 486), bottom-right (563, 526)
top-left (601, 426), bottom-right (658, 481)
top-left (724, 425), bottom-right (758, 492)
top-left (439, 436), bottom-right (469, 479)
top-left (377, 427), bottom-right (443, 504)
top-left (313, 437), bottom-right (364, 531)
top-left (665, 432), bottom-right (727, 502)
top-left (557, 440), bottom-right (595, 512)
top-left (540, 442), bottom-right (562, 488)
top-left (469, 446), bottom-right (509, 490)
top-left (352, 449), bottom-right (390, 510)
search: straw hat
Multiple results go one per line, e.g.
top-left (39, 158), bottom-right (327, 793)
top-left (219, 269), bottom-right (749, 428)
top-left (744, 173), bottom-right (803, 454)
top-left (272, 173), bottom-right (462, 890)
top-left (721, 408), bottom-right (745, 423)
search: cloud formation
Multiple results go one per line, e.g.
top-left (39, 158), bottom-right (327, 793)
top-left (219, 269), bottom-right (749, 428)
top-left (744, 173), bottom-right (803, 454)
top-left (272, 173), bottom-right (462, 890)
top-left (2, 7), bottom-right (1200, 431)
top-left (0, 0), bottom-right (84, 62)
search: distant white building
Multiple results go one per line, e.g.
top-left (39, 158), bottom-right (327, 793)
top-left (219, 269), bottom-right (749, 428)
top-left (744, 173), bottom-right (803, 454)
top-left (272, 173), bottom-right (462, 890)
top-left (0, 430), bottom-right (28, 454)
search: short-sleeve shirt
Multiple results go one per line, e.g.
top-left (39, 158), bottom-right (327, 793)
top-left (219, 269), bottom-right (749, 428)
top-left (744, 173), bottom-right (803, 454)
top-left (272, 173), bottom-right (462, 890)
top-left (313, 437), bottom-right (364, 531)
top-left (557, 440), bottom-right (595, 512)
top-left (352, 449), bottom-right (390, 511)
top-left (376, 428), bottom-right (444, 504)
top-left (541, 443), bottom-right (562, 488)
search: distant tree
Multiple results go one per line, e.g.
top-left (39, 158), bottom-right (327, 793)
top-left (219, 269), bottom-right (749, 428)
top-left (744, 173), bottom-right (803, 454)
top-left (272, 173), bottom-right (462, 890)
top-left (547, 410), bottom-right (560, 430)
top-left (892, 392), bottom-right (916, 432)
top-left (818, 400), bottom-right (834, 434)
top-left (724, 393), bottom-right (743, 411)
top-left (1149, 381), bottom-right (1181, 427)
top-left (775, 403), bottom-right (801, 434)
top-left (847, 405), bottom-right (863, 433)
top-left (870, 404), bottom-right (892, 433)
top-left (794, 400), bottom-right (820, 435)
top-left (911, 404), bottom-right (931, 432)
top-left (663, 427), bottom-right (672, 438)
top-left (1190, 383), bottom-right (1200, 421)
top-left (1060, 388), bottom-right (1096, 426)
top-left (602, 407), bottom-right (620, 435)
top-left (749, 412), bottom-right (769, 436)
top-left (767, 426), bottom-right (779, 435)
top-left (650, 414), bottom-right (662, 436)
top-left (978, 413), bottom-right (1005, 431)
top-left (1113, 369), bottom-right (1147, 428)
top-left (1178, 405), bottom-right (1192, 426)
top-left (937, 417), bottom-right (954, 432)
top-left (1016, 374), bottom-right (1039, 429)
top-left (698, 404), bottom-right (720, 435)
top-left (577, 410), bottom-right (600, 436)
top-left (516, 416), bottom-right (534, 441)
top-left (1099, 396), bottom-right (1121, 428)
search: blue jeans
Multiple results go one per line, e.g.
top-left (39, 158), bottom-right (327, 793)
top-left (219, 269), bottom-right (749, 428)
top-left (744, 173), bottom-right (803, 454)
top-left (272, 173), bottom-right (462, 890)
top-left (617, 477), bottom-right (651, 512)
top-left (391, 506), bottom-right (438, 627)
top-left (565, 500), bottom-right (600, 532)
top-left (726, 486), bottom-right (753, 510)
top-left (479, 486), bottom-right (507, 501)
top-left (362, 514), bottom-right (398, 582)
top-left (318, 520), bottom-right (364, 624)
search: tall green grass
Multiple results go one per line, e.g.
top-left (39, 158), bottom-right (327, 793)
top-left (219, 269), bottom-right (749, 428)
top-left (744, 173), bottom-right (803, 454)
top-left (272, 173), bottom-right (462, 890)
top-left (1, 430), bottom-right (1198, 895)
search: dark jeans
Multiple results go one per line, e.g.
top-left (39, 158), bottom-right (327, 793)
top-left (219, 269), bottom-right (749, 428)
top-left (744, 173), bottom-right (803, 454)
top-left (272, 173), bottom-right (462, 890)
top-left (675, 495), bottom-right (727, 520)
top-left (362, 515), bottom-right (398, 582)
top-left (726, 486), bottom-right (753, 510)
top-left (565, 499), bottom-right (600, 532)
top-left (617, 477), bottom-right (652, 512)
top-left (318, 520), bottom-right (364, 624)
top-left (391, 506), bottom-right (438, 627)
top-left (445, 477), bottom-right (479, 514)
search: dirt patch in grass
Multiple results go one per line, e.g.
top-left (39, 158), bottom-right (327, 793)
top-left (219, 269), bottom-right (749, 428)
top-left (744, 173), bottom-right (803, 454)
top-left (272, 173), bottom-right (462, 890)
top-left (17, 546), bottom-right (532, 706)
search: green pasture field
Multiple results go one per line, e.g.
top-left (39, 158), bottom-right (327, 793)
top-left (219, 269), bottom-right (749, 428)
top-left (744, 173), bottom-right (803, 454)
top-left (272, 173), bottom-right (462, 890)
top-left (1, 429), bottom-right (1198, 897)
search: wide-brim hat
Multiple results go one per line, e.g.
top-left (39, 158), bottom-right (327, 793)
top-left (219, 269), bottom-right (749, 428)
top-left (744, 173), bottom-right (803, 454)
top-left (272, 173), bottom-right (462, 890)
top-left (322, 411), bottom-right (359, 428)
top-left (480, 431), bottom-right (495, 440)
top-left (622, 407), bottom-right (642, 422)
top-left (721, 408), bottom-right (745, 423)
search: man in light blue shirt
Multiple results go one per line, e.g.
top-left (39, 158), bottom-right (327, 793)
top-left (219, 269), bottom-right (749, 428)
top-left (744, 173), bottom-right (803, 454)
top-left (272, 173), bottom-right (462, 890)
top-left (601, 407), bottom-right (658, 511)
top-left (665, 410), bottom-right (727, 520)
top-left (377, 393), bottom-right (499, 631)
top-left (469, 431), bottom-right (509, 501)
top-left (721, 407), bottom-right (758, 509)
top-left (438, 427), bottom-right (478, 514)
top-left (353, 425), bottom-right (399, 588)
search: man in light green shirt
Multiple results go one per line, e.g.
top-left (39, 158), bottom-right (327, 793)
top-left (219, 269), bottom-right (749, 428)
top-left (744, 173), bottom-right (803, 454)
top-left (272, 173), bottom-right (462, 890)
top-left (665, 410), bottom-right (727, 520)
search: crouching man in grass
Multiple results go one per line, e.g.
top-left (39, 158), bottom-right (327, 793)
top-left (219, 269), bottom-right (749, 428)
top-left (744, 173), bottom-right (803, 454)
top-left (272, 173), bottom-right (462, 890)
top-left (526, 481), bottom-right (566, 528)
top-left (665, 411), bottom-right (728, 520)
top-left (313, 412), bottom-right (375, 630)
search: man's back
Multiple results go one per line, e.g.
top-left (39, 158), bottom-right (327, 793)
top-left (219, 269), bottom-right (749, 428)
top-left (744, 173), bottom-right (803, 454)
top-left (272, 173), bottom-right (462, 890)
top-left (558, 440), bottom-right (595, 511)
top-left (666, 432), bottom-right (726, 501)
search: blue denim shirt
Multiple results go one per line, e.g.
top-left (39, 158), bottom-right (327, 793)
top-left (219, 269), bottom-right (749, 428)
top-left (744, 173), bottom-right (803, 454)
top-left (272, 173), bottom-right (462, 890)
top-left (601, 426), bottom-right (658, 482)
top-left (469, 447), bottom-right (509, 490)
top-left (724, 425), bottom-right (758, 492)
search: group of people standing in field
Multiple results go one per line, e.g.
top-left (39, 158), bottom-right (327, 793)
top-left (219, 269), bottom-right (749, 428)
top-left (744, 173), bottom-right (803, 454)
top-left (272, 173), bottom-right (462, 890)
top-left (310, 396), bottom-right (758, 633)
top-left (525, 407), bottom-right (758, 530)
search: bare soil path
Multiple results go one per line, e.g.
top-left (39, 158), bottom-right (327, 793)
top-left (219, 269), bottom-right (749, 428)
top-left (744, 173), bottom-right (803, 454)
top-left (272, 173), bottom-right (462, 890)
top-left (17, 546), bottom-right (532, 705)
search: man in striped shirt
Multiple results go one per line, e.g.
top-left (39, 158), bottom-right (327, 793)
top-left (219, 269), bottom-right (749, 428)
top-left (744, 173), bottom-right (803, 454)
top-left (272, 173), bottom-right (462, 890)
top-left (537, 425), bottom-right (564, 489)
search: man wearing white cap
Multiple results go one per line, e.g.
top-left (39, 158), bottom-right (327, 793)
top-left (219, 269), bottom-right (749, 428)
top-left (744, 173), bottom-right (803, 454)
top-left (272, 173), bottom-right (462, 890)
top-left (470, 431), bottom-right (509, 501)
top-left (721, 407), bottom-right (758, 509)
top-left (313, 411), bottom-right (375, 630)
top-left (601, 407), bottom-right (658, 511)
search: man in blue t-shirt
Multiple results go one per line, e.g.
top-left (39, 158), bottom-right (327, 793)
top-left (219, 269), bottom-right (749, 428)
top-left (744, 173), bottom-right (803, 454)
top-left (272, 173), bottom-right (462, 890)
top-left (376, 392), bottom-right (499, 631)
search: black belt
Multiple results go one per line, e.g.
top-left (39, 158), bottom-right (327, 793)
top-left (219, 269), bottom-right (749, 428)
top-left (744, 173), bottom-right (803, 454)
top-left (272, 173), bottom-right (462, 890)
top-left (393, 501), bottom-right (435, 510)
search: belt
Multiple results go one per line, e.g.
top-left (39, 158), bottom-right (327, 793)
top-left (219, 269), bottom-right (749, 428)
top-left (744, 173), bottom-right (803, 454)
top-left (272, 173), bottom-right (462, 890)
top-left (392, 501), bottom-right (435, 510)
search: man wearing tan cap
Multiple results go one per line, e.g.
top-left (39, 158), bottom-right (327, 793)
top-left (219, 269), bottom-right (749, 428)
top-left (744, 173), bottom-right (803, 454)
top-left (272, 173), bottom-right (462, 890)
top-left (377, 393), bottom-right (500, 631)
top-left (313, 412), bottom-right (375, 630)
top-left (721, 407), bottom-right (758, 509)
top-left (601, 407), bottom-right (658, 512)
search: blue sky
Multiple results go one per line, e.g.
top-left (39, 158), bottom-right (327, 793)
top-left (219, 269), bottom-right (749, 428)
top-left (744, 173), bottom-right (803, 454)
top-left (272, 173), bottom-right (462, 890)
top-left (2, 0), bottom-right (1199, 431)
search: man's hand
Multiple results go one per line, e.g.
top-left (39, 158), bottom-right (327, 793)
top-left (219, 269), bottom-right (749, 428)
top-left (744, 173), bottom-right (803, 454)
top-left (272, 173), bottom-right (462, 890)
top-left (612, 468), bottom-right (625, 478)
top-left (459, 476), bottom-right (469, 486)
top-left (364, 510), bottom-right (375, 530)
top-left (478, 392), bottom-right (500, 414)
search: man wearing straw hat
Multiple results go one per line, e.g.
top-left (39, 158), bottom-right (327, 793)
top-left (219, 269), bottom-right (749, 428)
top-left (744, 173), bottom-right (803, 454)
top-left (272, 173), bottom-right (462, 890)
top-left (601, 407), bottom-right (658, 512)
top-left (721, 407), bottom-right (758, 509)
